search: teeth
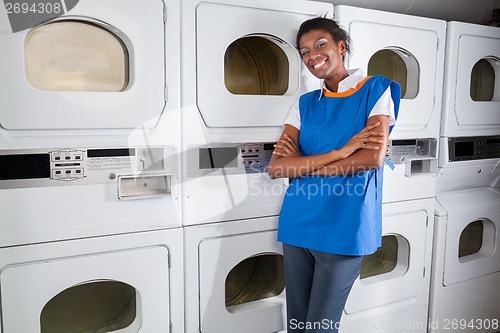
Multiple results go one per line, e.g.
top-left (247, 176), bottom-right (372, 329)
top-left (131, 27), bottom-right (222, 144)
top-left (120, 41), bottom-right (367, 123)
top-left (313, 60), bottom-right (326, 69)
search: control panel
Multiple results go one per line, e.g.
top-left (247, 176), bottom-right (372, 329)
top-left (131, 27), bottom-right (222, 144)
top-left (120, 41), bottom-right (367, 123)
top-left (197, 142), bottom-right (275, 174)
top-left (448, 136), bottom-right (500, 162)
top-left (0, 147), bottom-right (167, 190)
top-left (386, 138), bottom-right (438, 176)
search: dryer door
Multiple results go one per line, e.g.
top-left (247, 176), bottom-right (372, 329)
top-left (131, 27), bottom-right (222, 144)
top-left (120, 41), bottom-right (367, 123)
top-left (0, 0), bottom-right (166, 130)
top-left (436, 187), bottom-right (500, 286)
top-left (194, 1), bottom-right (332, 128)
top-left (344, 199), bottom-right (433, 314)
top-left (335, 5), bottom-right (446, 140)
top-left (0, 246), bottom-right (171, 333)
top-left (198, 229), bottom-right (286, 333)
top-left (442, 22), bottom-right (500, 137)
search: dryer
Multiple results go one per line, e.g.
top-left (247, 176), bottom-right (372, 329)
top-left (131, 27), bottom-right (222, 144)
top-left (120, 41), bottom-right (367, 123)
top-left (440, 21), bottom-right (500, 139)
top-left (181, 0), bottom-right (334, 226)
top-left (332, 6), bottom-right (446, 332)
top-left (184, 217), bottom-right (286, 333)
top-left (430, 187), bottom-right (500, 333)
top-left (0, 0), bottom-right (182, 245)
top-left (0, 0), bottom-right (180, 138)
top-left (0, 229), bottom-right (184, 333)
top-left (334, 5), bottom-right (446, 204)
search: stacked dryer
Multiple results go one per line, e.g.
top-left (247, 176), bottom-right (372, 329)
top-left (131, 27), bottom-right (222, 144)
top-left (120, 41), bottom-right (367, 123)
top-left (0, 1), bottom-right (184, 332)
top-left (333, 6), bottom-right (446, 332)
top-left (429, 21), bottom-right (500, 333)
top-left (180, 0), bottom-right (334, 332)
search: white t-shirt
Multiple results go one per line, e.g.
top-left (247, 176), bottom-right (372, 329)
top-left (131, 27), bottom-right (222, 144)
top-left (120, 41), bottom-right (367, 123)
top-left (284, 68), bottom-right (396, 130)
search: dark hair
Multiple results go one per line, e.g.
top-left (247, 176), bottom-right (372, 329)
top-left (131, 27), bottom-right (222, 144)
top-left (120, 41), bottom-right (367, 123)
top-left (296, 16), bottom-right (351, 56)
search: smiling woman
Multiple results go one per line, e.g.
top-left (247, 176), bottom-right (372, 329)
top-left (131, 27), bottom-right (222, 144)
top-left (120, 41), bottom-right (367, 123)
top-left (268, 16), bottom-right (400, 333)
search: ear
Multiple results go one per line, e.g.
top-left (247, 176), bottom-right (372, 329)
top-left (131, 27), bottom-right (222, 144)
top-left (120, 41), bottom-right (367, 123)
top-left (338, 40), bottom-right (346, 55)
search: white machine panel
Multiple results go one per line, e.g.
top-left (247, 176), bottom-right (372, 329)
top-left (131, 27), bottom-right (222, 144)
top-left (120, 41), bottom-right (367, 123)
top-left (0, 229), bottom-right (184, 333)
top-left (335, 5), bottom-right (446, 141)
top-left (441, 22), bottom-right (500, 137)
top-left (0, 0), bottom-right (167, 131)
top-left (436, 188), bottom-right (500, 286)
top-left (183, 142), bottom-right (287, 225)
top-left (182, 0), bottom-right (334, 225)
top-left (430, 188), bottom-right (500, 333)
top-left (0, 146), bottom-right (181, 247)
top-left (192, 0), bottom-right (332, 129)
top-left (184, 217), bottom-right (286, 333)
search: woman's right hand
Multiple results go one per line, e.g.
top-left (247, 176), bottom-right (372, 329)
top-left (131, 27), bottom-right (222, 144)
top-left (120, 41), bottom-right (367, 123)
top-left (337, 122), bottom-right (385, 159)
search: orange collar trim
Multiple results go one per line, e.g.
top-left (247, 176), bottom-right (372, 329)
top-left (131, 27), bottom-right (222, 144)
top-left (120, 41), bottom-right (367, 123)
top-left (322, 76), bottom-right (372, 98)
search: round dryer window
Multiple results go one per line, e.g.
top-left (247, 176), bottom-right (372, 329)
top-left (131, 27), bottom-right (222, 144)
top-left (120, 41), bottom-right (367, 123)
top-left (368, 48), bottom-right (419, 99)
top-left (40, 280), bottom-right (140, 332)
top-left (224, 36), bottom-right (289, 96)
top-left (360, 235), bottom-right (409, 280)
top-left (24, 20), bottom-right (129, 92)
top-left (225, 253), bottom-right (285, 309)
top-left (470, 58), bottom-right (498, 102)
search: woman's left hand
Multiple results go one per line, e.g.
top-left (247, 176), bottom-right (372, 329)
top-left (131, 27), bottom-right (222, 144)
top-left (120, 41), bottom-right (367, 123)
top-left (273, 134), bottom-right (301, 157)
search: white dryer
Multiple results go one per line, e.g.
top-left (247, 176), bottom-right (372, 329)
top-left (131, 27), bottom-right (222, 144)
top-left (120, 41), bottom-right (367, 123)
top-left (0, 229), bottom-right (184, 333)
top-left (334, 5), bottom-right (445, 204)
top-left (440, 21), bottom-right (500, 139)
top-left (0, 146), bottom-right (180, 246)
top-left (430, 187), bottom-right (500, 333)
top-left (0, 0), bottom-right (182, 245)
top-left (334, 5), bottom-right (446, 142)
top-left (181, 0), bottom-right (333, 226)
top-left (0, 0), bottom-right (180, 139)
top-left (184, 217), bottom-right (286, 333)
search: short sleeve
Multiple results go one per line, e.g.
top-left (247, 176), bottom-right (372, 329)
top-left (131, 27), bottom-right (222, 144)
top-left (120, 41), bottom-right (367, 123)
top-left (283, 102), bottom-right (301, 130)
top-left (368, 87), bottom-right (396, 126)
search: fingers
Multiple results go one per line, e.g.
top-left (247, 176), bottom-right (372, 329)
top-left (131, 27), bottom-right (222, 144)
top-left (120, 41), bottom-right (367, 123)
top-left (359, 122), bottom-right (380, 133)
top-left (362, 143), bottom-right (381, 150)
top-left (284, 134), bottom-right (299, 150)
top-left (273, 137), bottom-right (300, 157)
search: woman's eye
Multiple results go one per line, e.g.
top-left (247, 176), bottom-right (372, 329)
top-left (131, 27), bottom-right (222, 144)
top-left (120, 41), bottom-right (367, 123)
top-left (317, 41), bottom-right (326, 48)
top-left (301, 50), bottom-right (309, 57)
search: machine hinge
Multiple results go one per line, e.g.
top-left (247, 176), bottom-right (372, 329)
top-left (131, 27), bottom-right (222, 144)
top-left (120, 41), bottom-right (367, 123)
top-left (169, 322), bottom-right (172, 332)
top-left (163, 6), bottom-right (167, 22)
top-left (426, 216), bottom-right (429, 227)
top-left (168, 253), bottom-right (171, 268)
top-left (165, 86), bottom-right (169, 102)
top-left (423, 267), bottom-right (426, 278)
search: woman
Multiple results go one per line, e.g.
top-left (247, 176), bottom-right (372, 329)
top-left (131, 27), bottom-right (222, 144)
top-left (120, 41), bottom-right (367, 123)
top-left (268, 17), bottom-right (400, 332)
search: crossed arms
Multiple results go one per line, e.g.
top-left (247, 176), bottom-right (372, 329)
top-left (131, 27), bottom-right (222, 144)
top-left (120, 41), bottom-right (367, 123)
top-left (267, 115), bottom-right (390, 179)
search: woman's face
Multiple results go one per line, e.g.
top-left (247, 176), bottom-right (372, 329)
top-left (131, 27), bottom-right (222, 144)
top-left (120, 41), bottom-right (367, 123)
top-left (298, 29), bottom-right (346, 80)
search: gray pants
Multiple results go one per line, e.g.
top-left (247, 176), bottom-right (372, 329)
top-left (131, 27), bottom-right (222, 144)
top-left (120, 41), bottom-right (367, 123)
top-left (283, 243), bottom-right (363, 333)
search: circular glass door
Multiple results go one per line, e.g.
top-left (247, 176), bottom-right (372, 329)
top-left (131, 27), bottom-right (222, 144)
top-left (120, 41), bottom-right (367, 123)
top-left (470, 58), bottom-right (499, 102)
top-left (225, 253), bottom-right (285, 309)
top-left (224, 36), bottom-right (289, 96)
top-left (368, 48), bottom-right (419, 99)
top-left (40, 280), bottom-right (139, 333)
top-left (25, 20), bottom-right (129, 92)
